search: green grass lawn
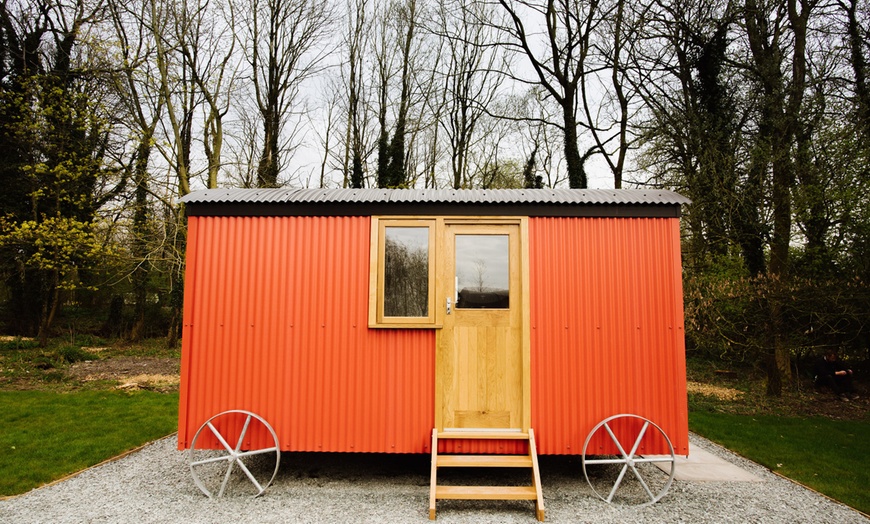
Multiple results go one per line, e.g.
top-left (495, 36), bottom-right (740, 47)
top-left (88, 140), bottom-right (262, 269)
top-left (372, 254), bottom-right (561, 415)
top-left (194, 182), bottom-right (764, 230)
top-left (0, 390), bottom-right (178, 497)
top-left (690, 411), bottom-right (870, 515)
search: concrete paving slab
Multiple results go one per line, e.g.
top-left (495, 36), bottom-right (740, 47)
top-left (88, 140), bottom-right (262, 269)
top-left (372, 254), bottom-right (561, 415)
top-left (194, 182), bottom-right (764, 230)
top-left (650, 443), bottom-right (764, 482)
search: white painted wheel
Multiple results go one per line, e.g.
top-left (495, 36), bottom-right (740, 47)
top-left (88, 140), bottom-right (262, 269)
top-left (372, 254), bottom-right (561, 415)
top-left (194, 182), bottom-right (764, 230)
top-left (189, 410), bottom-right (281, 498)
top-left (581, 414), bottom-right (675, 505)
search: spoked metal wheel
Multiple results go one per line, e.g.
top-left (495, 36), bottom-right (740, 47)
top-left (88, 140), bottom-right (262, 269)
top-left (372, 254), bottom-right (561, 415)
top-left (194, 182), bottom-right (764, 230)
top-left (189, 410), bottom-right (281, 498)
top-left (581, 414), bottom-right (675, 506)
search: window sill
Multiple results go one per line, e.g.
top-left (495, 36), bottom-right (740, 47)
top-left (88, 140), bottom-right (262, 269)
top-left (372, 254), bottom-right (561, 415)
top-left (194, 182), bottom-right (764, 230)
top-left (368, 322), bottom-right (443, 329)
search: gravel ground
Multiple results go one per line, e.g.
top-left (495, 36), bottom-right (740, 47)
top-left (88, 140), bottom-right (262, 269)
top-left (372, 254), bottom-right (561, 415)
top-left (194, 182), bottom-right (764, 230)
top-left (1, 433), bottom-right (867, 524)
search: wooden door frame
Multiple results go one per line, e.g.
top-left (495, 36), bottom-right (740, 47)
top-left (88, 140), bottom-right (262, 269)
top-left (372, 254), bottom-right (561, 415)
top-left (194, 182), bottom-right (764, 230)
top-left (434, 217), bottom-right (531, 432)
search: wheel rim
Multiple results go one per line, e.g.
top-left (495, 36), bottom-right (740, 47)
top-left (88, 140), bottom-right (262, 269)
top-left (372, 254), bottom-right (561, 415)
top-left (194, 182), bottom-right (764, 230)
top-left (189, 410), bottom-right (281, 498)
top-left (581, 414), bottom-right (675, 505)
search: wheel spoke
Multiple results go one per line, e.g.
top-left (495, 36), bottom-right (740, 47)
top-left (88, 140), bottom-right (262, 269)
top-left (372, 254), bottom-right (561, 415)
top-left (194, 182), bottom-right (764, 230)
top-left (634, 456), bottom-right (674, 464)
top-left (217, 458), bottom-right (236, 498)
top-left (234, 457), bottom-right (265, 494)
top-left (629, 464), bottom-right (656, 502)
top-left (191, 454), bottom-right (235, 467)
top-left (606, 464), bottom-right (629, 503)
top-left (583, 457), bottom-right (631, 465)
top-left (628, 421), bottom-right (650, 458)
top-left (237, 446), bottom-right (280, 459)
top-left (235, 415), bottom-right (253, 452)
top-left (603, 423), bottom-right (630, 459)
top-left (207, 422), bottom-right (236, 454)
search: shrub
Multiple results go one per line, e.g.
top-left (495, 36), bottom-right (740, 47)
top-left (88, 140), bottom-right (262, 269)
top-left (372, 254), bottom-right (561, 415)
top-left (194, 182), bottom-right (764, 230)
top-left (0, 337), bottom-right (40, 351)
top-left (57, 345), bottom-right (99, 364)
top-left (684, 273), bottom-right (869, 370)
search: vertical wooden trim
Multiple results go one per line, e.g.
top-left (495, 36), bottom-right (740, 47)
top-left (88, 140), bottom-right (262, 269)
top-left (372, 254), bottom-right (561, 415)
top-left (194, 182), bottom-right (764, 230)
top-left (368, 217), bottom-right (380, 328)
top-left (528, 428), bottom-right (545, 520)
top-left (434, 219), bottom-right (445, 431)
top-left (426, 220), bottom-right (438, 323)
top-left (433, 218), bottom-right (445, 328)
top-left (520, 217), bottom-right (532, 432)
top-left (428, 429), bottom-right (438, 519)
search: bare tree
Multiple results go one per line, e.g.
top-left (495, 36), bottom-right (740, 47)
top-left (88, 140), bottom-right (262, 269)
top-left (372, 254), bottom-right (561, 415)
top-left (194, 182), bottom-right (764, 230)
top-left (518, 87), bottom-right (571, 188)
top-left (109, 0), bottom-right (166, 340)
top-left (374, 0), bottom-right (420, 187)
top-left (245, 0), bottom-right (332, 187)
top-left (429, 0), bottom-right (508, 188)
top-left (310, 77), bottom-right (342, 188)
top-left (174, 0), bottom-right (240, 189)
top-left (742, 0), bottom-right (814, 393)
top-left (342, 0), bottom-right (371, 188)
top-left (839, 0), bottom-right (870, 140)
top-left (581, 0), bottom-right (639, 188)
top-left (633, 0), bottom-right (740, 267)
top-left (495, 0), bottom-right (611, 188)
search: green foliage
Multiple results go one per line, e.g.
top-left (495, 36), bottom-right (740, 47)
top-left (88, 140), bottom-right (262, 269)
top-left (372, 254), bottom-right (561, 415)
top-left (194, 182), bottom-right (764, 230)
top-left (690, 412), bottom-right (870, 514)
top-left (475, 159), bottom-right (524, 189)
top-left (0, 390), bottom-right (178, 496)
top-left (0, 216), bottom-right (115, 290)
top-left (0, 70), bottom-right (122, 337)
top-left (0, 337), bottom-right (40, 351)
top-left (684, 269), bottom-right (870, 366)
top-left (31, 354), bottom-right (59, 371)
top-left (57, 345), bottom-right (100, 364)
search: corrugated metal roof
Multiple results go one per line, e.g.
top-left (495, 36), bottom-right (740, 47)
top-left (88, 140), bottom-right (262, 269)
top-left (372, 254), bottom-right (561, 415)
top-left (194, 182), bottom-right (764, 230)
top-left (180, 187), bottom-right (690, 206)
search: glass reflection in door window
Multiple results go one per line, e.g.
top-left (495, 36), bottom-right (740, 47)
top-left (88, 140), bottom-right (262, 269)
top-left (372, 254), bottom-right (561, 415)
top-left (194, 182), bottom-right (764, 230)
top-left (383, 227), bottom-right (430, 317)
top-left (455, 234), bottom-right (509, 309)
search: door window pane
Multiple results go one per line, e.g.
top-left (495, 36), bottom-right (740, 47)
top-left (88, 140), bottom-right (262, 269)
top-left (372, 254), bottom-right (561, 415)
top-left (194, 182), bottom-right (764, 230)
top-left (384, 227), bottom-right (429, 317)
top-left (455, 234), bottom-right (509, 309)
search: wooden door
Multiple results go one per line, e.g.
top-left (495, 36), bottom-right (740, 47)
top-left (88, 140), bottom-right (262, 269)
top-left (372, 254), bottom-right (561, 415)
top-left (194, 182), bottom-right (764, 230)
top-left (437, 222), bottom-right (528, 431)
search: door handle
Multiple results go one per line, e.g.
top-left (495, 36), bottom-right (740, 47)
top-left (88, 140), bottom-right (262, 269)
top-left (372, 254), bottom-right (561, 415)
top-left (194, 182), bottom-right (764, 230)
top-left (446, 297), bottom-right (452, 315)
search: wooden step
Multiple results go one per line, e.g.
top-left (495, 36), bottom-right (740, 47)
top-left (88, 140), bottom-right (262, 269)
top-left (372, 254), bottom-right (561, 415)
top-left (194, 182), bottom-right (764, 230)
top-left (437, 454), bottom-right (532, 468)
top-left (435, 485), bottom-right (538, 500)
top-left (429, 428), bottom-right (545, 521)
top-left (437, 431), bottom-right (529, 440)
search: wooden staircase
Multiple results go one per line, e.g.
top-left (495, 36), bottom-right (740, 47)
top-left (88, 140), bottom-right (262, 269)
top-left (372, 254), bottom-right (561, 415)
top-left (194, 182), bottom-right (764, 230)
top-left (428, 429), bottom-right (545, 521)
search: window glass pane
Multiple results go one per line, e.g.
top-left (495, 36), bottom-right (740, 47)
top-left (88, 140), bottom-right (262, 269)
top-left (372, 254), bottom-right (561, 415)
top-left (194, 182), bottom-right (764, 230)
top-left (383, 227), bottom-right (429, 317)
top-left (455, 234), bottom-right (509, 309)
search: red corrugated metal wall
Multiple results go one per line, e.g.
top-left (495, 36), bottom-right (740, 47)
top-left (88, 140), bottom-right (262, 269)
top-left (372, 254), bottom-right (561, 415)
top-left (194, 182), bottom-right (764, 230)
top-left (528, 217), bottom-right (688, 455)
top-left (178, 216), bottom-right (435, 453)
top-left (179, 214), bottom-right (688, 456)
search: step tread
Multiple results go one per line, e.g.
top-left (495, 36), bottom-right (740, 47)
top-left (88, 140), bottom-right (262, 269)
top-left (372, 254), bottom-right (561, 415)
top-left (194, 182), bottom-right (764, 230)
top-left (437, 455), bottom-right (533, 468)
top-left (437, 431), bottom-right (529, 440)
top-left (435, 485), bottom-right (538, 500)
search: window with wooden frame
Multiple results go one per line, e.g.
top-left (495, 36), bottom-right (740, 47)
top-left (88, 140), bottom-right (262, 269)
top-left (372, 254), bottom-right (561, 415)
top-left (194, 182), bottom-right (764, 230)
top-left (369, 218), bottom-right (437, 328)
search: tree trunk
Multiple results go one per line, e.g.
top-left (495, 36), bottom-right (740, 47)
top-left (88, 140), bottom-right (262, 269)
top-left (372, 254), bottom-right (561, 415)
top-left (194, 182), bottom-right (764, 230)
top-left (844, 0), bottom-right (870, 139)
top-left (257, 111), bottom-right (280, 187)
top-left (130, 136), bottom-right (152, 342)
top-left (37, 270), bottom-right (60, 347)
top-left (165, 210), bottom-right (187, 349)
top-left (563, 101), bottom-right (587, 189)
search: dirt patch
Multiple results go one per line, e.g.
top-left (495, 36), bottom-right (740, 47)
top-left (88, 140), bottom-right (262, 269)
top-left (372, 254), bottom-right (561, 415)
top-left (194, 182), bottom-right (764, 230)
top-left (0, 336), bottom-right (34, 342)
top-left (115, 374), bottom-right (180, 391)
top-left (68, 357), bottom-right (180, 391)
top-left (81, 347), bottom-right (111, 353)
top-left (687, 381), bottom-right (743, 401)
